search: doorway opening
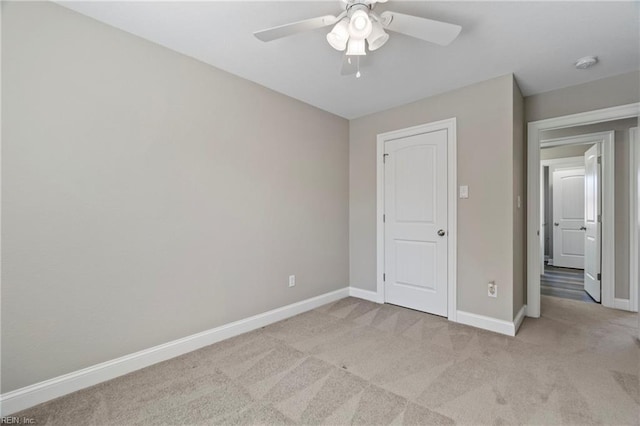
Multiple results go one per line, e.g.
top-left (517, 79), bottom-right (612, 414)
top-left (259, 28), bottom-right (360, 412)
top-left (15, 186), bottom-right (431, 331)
top-left (527, 103), bottom-right (640, 319)
top-left (539, 132), bottom-right (612, 304)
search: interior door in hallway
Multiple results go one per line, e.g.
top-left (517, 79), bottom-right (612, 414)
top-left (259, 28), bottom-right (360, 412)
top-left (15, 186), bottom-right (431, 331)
top-left (552, 167), bottom-right (585, 269)
top-left (384, 129), bottom-right (448, 316)
top-left (584, 144), bottom-right (601, 302)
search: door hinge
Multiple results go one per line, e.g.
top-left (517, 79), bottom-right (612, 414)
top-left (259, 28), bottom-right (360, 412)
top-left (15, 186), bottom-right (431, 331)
top-left (597, 156), bottom-right (602, 164)
top-left (383, 214), bottom-right (385, 223)
top-left (597, 273), bottom-right (601, 281)
top-left (383, 273), bottom-right (386, 282)
top-left (598, 214), bottom-right (601, 223)
top-left (383, 153), bottom-right (389, 163)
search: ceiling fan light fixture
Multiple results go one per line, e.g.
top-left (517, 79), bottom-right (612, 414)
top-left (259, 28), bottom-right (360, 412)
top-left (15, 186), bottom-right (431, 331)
top-left (346, 38), bottom-right (366, 56)
top-left (348, 9), bottom-right (373, 40)
top-left (327, 19), bottom-right (350, 51)
top-left (367, 20), bottom-right (389, 51)
top-left (254, 1), bottom-right (464, 77)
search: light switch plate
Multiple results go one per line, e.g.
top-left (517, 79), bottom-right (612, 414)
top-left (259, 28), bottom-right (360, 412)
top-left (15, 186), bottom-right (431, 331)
top-left (459, 185), bottom-right (469, 199)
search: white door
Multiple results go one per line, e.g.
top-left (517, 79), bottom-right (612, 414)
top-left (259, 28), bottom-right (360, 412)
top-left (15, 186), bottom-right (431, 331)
top-left (584, 144), bottom-right (601, 302)
top-left (384, 129), bottom-right (448, 316)
top-left (552, 168), bottom-right (585, 269)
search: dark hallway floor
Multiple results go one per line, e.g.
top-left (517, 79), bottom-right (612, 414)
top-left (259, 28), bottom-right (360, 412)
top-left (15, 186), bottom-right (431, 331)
top-left (541, 264), bottom-right (596, 303)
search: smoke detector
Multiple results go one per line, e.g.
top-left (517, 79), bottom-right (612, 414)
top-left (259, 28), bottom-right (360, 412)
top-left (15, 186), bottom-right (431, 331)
top-left (575, 56), bottom-right (598, 70)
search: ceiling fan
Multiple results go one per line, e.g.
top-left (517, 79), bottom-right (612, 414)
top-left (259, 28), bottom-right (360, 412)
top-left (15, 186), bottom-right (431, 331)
top-left (254, 0), bottom-right (462, 77)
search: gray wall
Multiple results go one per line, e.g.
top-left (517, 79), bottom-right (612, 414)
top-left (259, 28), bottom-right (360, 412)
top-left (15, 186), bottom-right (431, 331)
top-left (525, 71), bottom-right (640, 123)
top-left (350, 74), bottom-right (522, 322)
top-left (512, 80), bottom-right (526, 317)
top-left (541, 118), bottom-right (639, 299)
top-left (540, 144), bottom-right (592, 161)
top-left (2, 1), bottom-right (349, 393)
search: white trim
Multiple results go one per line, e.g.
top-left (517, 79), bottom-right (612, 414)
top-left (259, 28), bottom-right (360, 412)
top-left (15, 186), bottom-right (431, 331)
top-left (0, 288), bottom-right (349, 416)
top-left (547, 163), bottom-right (585, 177)
top-left (614, 298), bottom-right (631, 312)
top-left (455, 304), bottom-right (526, 337)
top-left (348, 287), bottom-right (380, 303)
top-left (448, 120), bottom-right (458, 322)
top-left (601, 136), bottom-right (616, 308)
top-left (527, 103), bottom-right (640, 318)
top-left (529, 103), bottom-right (640, 132)
top-left (525, 305), bottom-right (534, 317)
top-left (456, 309), bottom-right (521, 337)
top-left (540, 132), bottom-right (615, 148)
top-left (376, 118), bottom-right (457, 321)
top-left (540, 156), bottom-right (584, 166)
top-left (514, 305), bottom-right (528, 335)
top-left (376, 136), bottom-right (386, 305)
top-left (547, 163), bottom-right (584, 175)
top-left (630, 128), bottom-right (639, 313)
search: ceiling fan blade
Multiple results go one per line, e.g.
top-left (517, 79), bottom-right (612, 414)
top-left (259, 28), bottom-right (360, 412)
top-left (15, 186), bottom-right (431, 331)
top-left (254, 15), bottom-right (339, 42)
top-left (380, 11), bottom-right (461, 46)
top-left (341, 54), bottom-right (366, 76)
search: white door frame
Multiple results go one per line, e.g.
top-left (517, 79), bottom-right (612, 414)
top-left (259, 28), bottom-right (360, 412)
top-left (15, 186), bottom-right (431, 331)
top-left (630, 127), bottom-right (639, 313)
top-left (527, 103), bottom-right (640, 318)
top-left (376, 118), bottom-right (457, 321)
top-left (540, 156), bottom-right (584, 269)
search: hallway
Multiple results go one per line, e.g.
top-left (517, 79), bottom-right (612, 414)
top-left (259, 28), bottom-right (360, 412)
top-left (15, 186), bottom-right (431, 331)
top-left (541, 264), bottom-right (595, 303)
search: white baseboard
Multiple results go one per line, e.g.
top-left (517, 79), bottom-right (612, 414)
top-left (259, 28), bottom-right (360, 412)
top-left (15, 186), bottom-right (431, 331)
top-left (525, 305), bottom-right (538, 318)
top-left (514, 305), bottom-right (527, 334)
top-left (348, 287), bottom-right (381, 303)
top-left (348, 289), bottom-right (525, 336)
top-left (613, 298), bottom-right (631, 311)
top-left (0, 287), bottom-right (349, 416)
top-left (456, 309), bottom-right (520, 336)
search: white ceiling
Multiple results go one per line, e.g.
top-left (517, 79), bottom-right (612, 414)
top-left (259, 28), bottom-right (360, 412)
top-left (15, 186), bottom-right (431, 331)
top-left (57, 1), bottom-right (640, 119)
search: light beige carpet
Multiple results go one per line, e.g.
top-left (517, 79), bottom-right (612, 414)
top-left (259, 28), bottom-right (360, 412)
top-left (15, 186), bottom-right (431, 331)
top-left (13, 296), bottom-right (640, 425)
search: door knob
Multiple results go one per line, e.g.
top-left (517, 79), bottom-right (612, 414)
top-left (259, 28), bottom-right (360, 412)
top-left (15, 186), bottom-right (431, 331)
top-left (580, 226), bottom-right (587, 231)
top-left (554, 222), bottom-right (559, 226)
top-left (437, 229), bottom-right (446, 237)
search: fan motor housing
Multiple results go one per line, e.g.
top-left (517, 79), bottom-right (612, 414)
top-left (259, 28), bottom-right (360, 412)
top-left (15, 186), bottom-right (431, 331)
top-left (342, 0), bottom-right (375, 11)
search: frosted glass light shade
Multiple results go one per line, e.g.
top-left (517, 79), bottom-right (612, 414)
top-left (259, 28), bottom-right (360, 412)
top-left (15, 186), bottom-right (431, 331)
top-left (346, 38), bottom-right (366, 56)
top-left (326, 19), bottom-right (350, 51)
top-left (367, 21), bottom-right (389, 51)
top-left (348, 10), bottom-right (372, 40)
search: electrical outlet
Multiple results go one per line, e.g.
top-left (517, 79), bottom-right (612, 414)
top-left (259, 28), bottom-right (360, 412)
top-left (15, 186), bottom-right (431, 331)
top-left (289, 275), bottom-right (296, 287)
top-left (488, 281), bottom-right (497, 298)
